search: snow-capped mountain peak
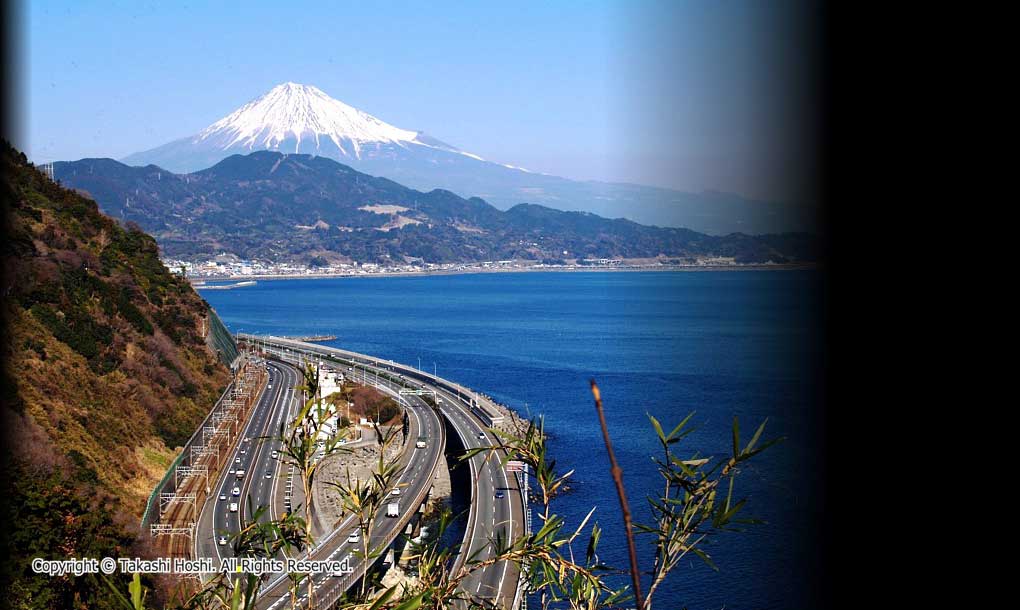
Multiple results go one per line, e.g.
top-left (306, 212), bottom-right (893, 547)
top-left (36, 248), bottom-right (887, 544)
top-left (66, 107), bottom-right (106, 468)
top-left (120, 82), bottom-right (798, 234)
top-left (195, 82), bottom-right (428, 158)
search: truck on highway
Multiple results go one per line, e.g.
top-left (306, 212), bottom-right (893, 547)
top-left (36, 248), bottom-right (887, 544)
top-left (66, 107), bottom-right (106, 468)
top-left (387, 502), bottom-right (399, 517)
top-left (415, 436), bottom-right (427, 449)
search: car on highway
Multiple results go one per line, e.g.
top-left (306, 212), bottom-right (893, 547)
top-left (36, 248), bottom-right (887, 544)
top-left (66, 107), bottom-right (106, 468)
top-left (240, 448), bottom-right (246, 455)
top-left (265, 470), bottom-right (272, 479)
top-left (218, 535), bottom-right (228, 546)
top-left (271, 450), bottom-right (279, 459)
top-left (235, 457), bottom-right (242, 464)
top-left (219, 493), bottom-right (226, 501)
top-left (477, 432), bottom-right (486, 440)
top-left (347, 531), bottom-right (360, 544)
top-left (332, 554), bottom-right (353, 577)
top-left (229, 503), bottom-right (238, 513)
top-left (390, 488), bottom-right (401, 496)
top-left (495, 491), bottom-right (505, 499)
top-left (231, 486), bottom-right (240, 496)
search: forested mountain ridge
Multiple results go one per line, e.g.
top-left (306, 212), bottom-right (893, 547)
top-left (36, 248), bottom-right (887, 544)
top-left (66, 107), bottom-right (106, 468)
top-left (55, 151), bottom-right (818, 266)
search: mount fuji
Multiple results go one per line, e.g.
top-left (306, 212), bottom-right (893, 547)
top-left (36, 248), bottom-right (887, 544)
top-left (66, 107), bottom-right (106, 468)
top-left (122, 82), bottom-right (807, 234)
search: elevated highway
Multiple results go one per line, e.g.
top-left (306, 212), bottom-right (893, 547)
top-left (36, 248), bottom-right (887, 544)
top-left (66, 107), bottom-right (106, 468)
top-left (240, 335), bottom-right (527, 609)
top-left (250, 352), bottom-right (445, 609)
top-left (194, 360), bottom-right (301, 561)
top-left (189, 352), bottom-right (447, 609)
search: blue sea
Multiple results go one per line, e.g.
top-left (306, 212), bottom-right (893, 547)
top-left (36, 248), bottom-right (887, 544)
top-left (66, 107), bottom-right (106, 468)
top-left (202, 271), bottom-right (823, 609)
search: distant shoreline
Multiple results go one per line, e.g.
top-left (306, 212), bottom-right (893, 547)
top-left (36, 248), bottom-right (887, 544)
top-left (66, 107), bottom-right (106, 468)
top-left (187, 263), bottom-right (818, 284)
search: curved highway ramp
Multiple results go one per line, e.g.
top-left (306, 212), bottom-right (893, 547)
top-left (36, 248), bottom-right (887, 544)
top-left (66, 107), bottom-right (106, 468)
top-left (236, 335), bottom-right (528, 609)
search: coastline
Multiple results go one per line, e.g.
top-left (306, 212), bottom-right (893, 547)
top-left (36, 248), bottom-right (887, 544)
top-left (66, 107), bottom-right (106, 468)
top-left (187, 262), bottom-right (819, 284)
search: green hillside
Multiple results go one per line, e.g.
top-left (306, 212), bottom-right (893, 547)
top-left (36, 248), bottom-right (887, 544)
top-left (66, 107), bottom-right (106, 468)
top-left (1, 141), bottom-right (231, 609)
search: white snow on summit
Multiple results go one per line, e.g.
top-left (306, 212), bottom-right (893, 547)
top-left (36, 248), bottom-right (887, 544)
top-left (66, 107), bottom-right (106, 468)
top-left (196, 82), bottom-right (425, 158)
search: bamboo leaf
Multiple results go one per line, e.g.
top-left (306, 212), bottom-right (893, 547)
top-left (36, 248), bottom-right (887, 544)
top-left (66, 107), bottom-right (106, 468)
top-left (368, 584), bottom-right (398, 610)
top-left (740, 436), bottom-right (785, 461)
top-left (569, 505), bottom-right (598, 544)
top-left (743, 418), bottom-right (767, 454)
top-left (129, 573), bottom-right (143, 610)
top-left (98, 574), bottom-right (134, 610)
top-left (732, 416), bottom-right (740, 459)
top-left (230, 577), bottom-right (242, 610)
top-left (394, 592), bottom-right (425, 610)
top-left (649, 414), bottom-right (666, 444)
top-left (691, 547), bottom-right (719, 571)
top-left (725, 475), bottom-right (734, 514)
top-left (667, 411), bottom-right (696, 442)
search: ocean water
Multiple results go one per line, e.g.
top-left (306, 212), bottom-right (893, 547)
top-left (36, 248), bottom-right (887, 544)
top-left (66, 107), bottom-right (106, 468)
top-left (202, 271), bottom-right (823, 609)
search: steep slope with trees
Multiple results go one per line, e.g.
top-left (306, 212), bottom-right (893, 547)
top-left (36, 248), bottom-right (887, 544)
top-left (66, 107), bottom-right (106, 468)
top-left (1, 142), bottom-right (231, 608)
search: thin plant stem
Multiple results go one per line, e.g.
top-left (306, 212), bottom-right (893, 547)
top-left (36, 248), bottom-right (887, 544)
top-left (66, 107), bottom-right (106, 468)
top-left (590, 378), bottom-right (644, 610)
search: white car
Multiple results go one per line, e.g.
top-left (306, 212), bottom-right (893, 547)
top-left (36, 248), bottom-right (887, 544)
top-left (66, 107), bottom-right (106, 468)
top-left (347, 531), bottom-right (360, 544)
top-left (231, 486), bottom-right (241, 497)
top-left (390, 488), bottom-right (401, 496)
top-left (229, 503), bottom-right (238, 513)
top-left (217, 535), bottom-right (228, 546)
top-left (235, 457), bottom-right (242, 464)
top-left (219, 493), bottom-right (226, 501)
top-left (271, 450), bottom-right (279, 459)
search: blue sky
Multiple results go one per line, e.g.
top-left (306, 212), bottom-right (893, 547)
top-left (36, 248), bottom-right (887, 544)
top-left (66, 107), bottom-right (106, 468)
top-left (13, 0), bottom-right (811, 203)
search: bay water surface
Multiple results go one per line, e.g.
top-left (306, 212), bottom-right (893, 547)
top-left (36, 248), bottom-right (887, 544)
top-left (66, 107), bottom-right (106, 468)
top-left (202, 270), bottom-right (823, 609)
